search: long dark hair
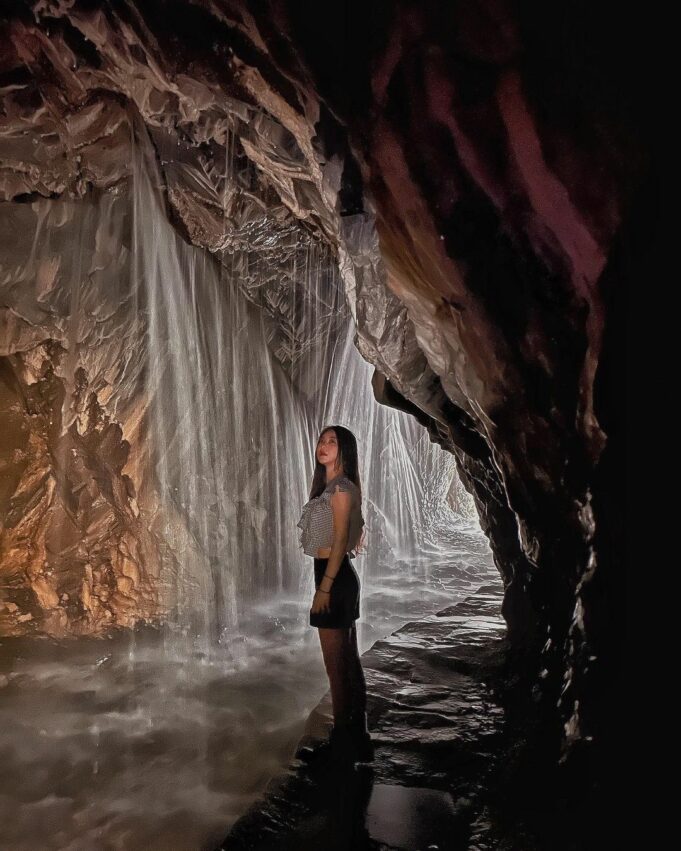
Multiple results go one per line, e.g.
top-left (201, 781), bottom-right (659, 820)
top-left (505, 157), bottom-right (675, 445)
top-left (308, 425), bottom-right (363, 500)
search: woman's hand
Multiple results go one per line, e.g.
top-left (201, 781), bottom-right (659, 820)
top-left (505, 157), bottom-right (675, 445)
top-left (310, 589), bottom-right (331, 615)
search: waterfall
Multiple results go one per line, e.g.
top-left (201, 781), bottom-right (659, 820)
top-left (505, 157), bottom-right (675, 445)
top-left (129, 112), bottom-right (480, 649)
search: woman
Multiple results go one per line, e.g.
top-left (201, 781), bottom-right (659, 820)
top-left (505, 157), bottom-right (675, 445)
top-left (297, 425), bottom-right (374, 762)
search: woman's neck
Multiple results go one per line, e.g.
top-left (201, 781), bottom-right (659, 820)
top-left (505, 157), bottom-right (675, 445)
top-left (325, 468), bottom-right (344, 485)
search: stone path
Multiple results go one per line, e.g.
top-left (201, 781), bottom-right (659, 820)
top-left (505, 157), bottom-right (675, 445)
top-left (218, 579), bottom-right (522, 850)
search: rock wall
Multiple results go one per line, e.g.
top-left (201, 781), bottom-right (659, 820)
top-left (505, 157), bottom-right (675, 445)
top-left (0, 341), bottom-right (161, 636)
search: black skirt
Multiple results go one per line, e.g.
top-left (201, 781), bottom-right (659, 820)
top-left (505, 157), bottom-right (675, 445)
top-left (310, 554), bottom-right (361, 628)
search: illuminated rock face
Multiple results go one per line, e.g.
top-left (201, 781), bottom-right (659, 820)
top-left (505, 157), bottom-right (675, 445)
top-left (0, 345), bottom-right (161, 637)
top-left (0, 2), bottom-right (638, 779)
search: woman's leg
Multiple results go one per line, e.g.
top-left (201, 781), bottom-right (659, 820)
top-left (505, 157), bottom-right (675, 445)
top-left (345, 625), bottom-right (367, 718)
top-left (318, 626), bottom-right (354, 725)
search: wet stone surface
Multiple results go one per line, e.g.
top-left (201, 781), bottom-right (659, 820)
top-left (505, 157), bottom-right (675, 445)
top-left (219, 580), bottom-right (515, 850)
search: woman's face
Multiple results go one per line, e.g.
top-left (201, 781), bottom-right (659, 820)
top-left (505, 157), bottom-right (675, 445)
top-left (317, 429), bottom-right (340, 470)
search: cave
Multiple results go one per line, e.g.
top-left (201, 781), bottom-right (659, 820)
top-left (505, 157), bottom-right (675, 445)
top-left (0, 2), bottom-right (637, 849)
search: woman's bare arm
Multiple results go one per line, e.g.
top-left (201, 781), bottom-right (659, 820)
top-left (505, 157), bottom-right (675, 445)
top-left (317, 486), bottom-right (351, 592)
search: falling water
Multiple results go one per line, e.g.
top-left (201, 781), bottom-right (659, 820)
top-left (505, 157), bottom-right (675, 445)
top-left (0, 112), bottom-right (496, 849)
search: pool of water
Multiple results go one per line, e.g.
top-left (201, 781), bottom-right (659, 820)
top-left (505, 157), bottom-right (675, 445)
top-left (0, 530), bottom-right (495, 851)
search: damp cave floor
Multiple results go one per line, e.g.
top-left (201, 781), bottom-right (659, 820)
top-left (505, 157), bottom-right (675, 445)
top-left (217, 580), bottom-right (589, 851)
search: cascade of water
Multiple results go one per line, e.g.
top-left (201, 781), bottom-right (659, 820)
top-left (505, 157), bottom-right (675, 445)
top-left (130, 116), bottom-right (318, 652)
top-left (128, 111), bottom-right (477, 635)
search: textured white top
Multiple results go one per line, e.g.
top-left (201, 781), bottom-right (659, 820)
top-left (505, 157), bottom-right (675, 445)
top-left (297, 474), bottom-right (365, 558)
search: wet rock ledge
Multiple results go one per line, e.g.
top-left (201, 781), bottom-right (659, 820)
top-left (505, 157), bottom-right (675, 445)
top-left (218, 579), bottom-right (586, 851)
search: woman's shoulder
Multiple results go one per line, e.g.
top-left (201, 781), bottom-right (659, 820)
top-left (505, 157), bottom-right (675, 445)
top-left (326, 476), bottom-right (360, 497)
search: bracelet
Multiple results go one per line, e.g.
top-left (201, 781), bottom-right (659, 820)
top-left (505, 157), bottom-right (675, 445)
top-left (319, 572), bottom-right (336, 594)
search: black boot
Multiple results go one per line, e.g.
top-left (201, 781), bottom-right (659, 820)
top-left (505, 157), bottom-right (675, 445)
top-left (295, 722), bottom-right (356, 764)
top-left (348, 711), bottom-right (375, 762)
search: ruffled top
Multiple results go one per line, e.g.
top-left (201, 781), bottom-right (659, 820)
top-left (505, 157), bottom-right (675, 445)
top-left (297, 474), bottom-right (365, 558)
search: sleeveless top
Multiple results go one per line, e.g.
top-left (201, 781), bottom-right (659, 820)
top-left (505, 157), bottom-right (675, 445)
top-left (297, 474), bottom-right (365, 558)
